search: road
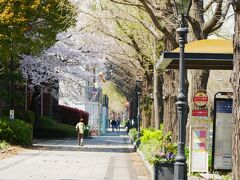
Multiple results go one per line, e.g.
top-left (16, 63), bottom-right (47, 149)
top-left (0, 130), bottom-right (150, 180)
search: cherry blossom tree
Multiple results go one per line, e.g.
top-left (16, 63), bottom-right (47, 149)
top-left (20, 10), bottom-right (116, 108)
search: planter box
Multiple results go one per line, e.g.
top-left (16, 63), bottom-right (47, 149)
top-left (154, 162), bottom-right (174, 180)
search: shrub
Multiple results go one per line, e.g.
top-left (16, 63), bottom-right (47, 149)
top-left (2, 109), bottom-right (35, 124)
top-left (129, 128), bottom-right (137, 141)
top-left (141, 129), bottom-right (163, 143)
top-left (34, 117), bottom-right (76, 138)
top-left (140, 125), bottom-right (171, 143)
top-left (84, 125), bottom-right (90, 137)
top-left (0, 118), bottom-right (13, 141)
top-left (33, 126), bottom-right (75, 138)
top-left (0, 117), bottom-right (32, 146)
top-left (139, 125), bottom-right (176, 164)
top-left (39, 116), bottom-right (56, 128)
top-left (9, 120), bottom-right (33, 146)
top-left (15, 110), bottom-right (35, 124)
top-left (0, 140), bottom-right (10, 150)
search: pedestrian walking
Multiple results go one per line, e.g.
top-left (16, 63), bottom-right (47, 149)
top-left (76, 118), bottom-right (85, 146)
top-left (116, 119), bottom-right (121, 131)
top-left (111, 119), bottom-right (116, 132)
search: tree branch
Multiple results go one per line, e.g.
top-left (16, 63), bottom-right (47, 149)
top-left (209, 3), bottom-right (231, 33)
top-left (139, 0), bottom-right (178, 48)
top-left (203, 0), bottom-right (224, 36)
top-left (186, 15), bottom-right (203, 40)
top-left (109, 0), bottom-right (144, 9)
top-left (204, 0), bottom-right (216, 12)
top-left (122, 9), bottom-right (161, 38)
top-left (115, 20), bottom-right (146, 66)
top-left (100, 29), bottom-right (134, 48)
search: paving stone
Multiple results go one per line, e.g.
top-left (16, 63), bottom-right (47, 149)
top-left (0, 130), bottom-right (150, 180)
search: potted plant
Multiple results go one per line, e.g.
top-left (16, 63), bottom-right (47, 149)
top-left (140, 128), bottom-right (177, 180)
top-left (153, 150), bottom-right (176, 180)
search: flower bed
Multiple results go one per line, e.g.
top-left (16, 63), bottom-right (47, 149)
top-left (139, 126), bottom-right (177, 164)
top-left (138, 126), bottom-right (177, 180)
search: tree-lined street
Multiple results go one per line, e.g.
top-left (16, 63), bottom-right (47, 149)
top-left (1, 0), bottom-right (240, 179)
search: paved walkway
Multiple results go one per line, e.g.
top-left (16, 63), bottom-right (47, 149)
top-left (0, 130), bottom-right (150, 180)
top-left (33, 129), bottom-right (134, 152)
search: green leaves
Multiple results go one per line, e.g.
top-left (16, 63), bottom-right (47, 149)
top-left (0, 117), bottom-right (32, 146)
top-left (139, 126), bottom-right (177, 164)
top-left (0, 0), bottom-right (77, 108)
top-left (0, 0), bottom-right (77, 59)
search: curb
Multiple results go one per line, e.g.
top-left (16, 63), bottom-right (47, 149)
top-left (32, 145), bottom-right (135, 152)
top-left (137, 149), bottom-right (214, 180)
top-left (137, 149), bottom-right (154, 180)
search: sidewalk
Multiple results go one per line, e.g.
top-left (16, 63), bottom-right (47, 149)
top-left (33, 129), bottom-right (134, 152)
top-left (0, 129), bottom-right (150, 180)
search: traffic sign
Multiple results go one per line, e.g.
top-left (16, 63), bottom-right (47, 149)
top-left (193, 91), bottom-right (208, 107)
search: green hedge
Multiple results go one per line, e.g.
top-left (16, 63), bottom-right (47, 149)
top-left (33, 126), bottom-right (76, 138)
top-left (33, 116), bottom-right (76, 138)
top-left (15, 110), bottom-right (35, 124)
top-left (0, 117), bottom-right (32, 146)
top-left (2, 109), bottom-right (35, 124)
top-left (39, 116), bottom-right (56, 128)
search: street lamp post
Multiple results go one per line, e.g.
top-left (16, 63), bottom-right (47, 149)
top-left (137, 91), bottom-right (141, 139)
top-left (9, 26), bottom-right (14, 109)
top-left (136, 77), bottom-right (143, 139)
top-left (172, 0), bottom-right (192, 179)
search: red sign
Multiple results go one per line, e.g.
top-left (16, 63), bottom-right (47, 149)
top-left (192, 109), bottom-right (208, 117)
top-left (193, 91), bottom-right (208, 107)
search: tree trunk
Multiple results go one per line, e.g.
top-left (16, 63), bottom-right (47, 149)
top-left (231, 5), bottom-right (240, 179)
top-left (151, 102), bottom-right (155, 128)
top-left (158, 73), bottom-right (164, 125)
top-left (152, 40), bottom-right (161, 129)
top-left (30, 86), bottom-right (41, 124)
top-left (142, 109), bottom-right (151, 128)
top-left (191, 70), bottom-right (209, 91)
top-left (163, 69), bottom-right (178, 142)
top-left (141, 72), bottom-right (153, 128)
top-left (153, 63), bottom-right (160, 129)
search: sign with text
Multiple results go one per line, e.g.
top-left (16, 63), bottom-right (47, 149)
top-left (9, 110), bottom-right (14, 120)
top-left (193, 91), bottom-right (208, 107)
top-left (213, 99), bottom-right (233, 170)
top-left (190, 127), bottom-right (208, 172)
top-left (192, 109), bottom-right (208, 117)
top-left (190, 90), bottom-right (209, 173)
